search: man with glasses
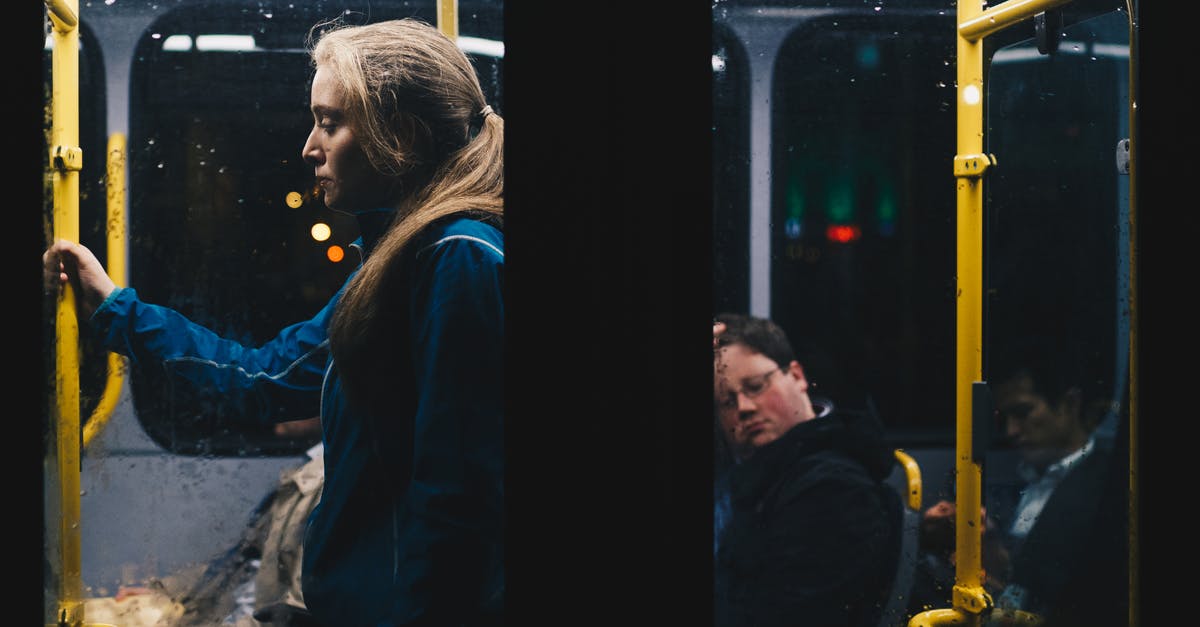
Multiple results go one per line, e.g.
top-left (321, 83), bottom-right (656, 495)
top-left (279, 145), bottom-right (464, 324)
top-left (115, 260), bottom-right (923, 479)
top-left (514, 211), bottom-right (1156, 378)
top-left (713, 313), bottom-right (901, 627)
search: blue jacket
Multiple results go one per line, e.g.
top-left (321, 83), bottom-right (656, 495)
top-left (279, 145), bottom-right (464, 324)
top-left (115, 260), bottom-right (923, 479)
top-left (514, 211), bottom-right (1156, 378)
top-left (89, 215), bottom-right (504, 626)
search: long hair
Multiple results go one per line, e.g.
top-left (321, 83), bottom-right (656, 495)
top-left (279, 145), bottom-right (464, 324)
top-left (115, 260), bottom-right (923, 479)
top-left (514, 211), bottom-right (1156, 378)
top-left (312, 18), bottom-right (503, 406)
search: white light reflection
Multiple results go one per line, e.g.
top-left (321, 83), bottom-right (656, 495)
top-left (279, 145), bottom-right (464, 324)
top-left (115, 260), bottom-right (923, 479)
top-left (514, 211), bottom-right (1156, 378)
top-left (457, 36), bottom-right (504, 58)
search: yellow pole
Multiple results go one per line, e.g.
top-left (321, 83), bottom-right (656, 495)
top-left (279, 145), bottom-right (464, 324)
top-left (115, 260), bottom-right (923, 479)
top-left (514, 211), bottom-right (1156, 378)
top-left (950, 0), bottom-right (988, 619)
top-left (912, 2), bottom-right (1102, 626)
top-left (82, 134), bottom-right (128, 450)
top-left (437, 0), bottom-right (458, 40)
top-left (47, 0), bottom-right (84, 624)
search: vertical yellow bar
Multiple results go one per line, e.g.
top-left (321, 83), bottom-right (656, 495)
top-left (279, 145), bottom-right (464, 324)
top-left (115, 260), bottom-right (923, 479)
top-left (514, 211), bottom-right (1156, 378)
top-left (48, 1), bottom-right (83, 625)
top-left (437, 0), bottom-right (458, 40)
top-left (953, 0), bottom-right (986, 622)
top-left (82, 134), bottom-right (127, 450)
top-left (105, 134), bottom-right (125, 287)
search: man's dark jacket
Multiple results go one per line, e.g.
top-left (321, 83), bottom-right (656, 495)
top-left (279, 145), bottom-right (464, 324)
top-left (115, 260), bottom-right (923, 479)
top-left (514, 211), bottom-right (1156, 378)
top-left (715, 407), bottom-right (901, 627)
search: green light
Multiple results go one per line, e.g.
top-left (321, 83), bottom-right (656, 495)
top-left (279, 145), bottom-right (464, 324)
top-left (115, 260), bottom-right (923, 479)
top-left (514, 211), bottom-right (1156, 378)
top-left (827, 172), bottom-right (854, 224)
top-left (877, 181), bottom-right (896, 236)
top-left (787, 169), bottom-right (805, 221)
top-left (877, 185), bottom-right (896, 222)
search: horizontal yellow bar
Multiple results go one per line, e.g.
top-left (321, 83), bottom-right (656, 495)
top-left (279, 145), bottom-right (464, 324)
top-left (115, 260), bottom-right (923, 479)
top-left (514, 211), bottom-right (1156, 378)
top-left (958, 0), bottom-right (1074, 42)
top-left (908, 608), bottom-right (969, 626)
top-left (45, 0), bottom-right (78, 30)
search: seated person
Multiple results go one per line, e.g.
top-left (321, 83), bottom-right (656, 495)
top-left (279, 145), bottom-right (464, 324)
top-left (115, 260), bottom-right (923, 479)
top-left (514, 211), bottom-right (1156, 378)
top-left (712, 313), bottom-right (901, 627)
top-left (986, 338), bottom-right (1128, 625)
top-left (906, 499), bottom-right (1010, 617)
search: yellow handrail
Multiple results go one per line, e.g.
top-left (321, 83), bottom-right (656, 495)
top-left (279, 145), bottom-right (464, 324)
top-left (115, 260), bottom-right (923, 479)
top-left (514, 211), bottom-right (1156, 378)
top-left (437, 0), bottom-right (458, 40)
top-left (46, 0), bottom-right (84, 624)
top-left (46, 2), bottom-right (118, 625)
top-left (45, 0), bottom-right (77, 30)
top-left (958, 0), bottom-right (1073, 42)
top-left (82, 133), bottom-right (128, 450)
top-left (894, 449), bottom-right (922, 512)
top-left (909, 1), bottom-right (1085, 625)
top-left (949, 0), bottom-right (990, 618)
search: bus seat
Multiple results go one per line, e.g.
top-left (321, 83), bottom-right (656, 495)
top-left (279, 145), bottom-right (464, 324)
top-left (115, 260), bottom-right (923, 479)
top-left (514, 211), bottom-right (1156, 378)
top-left (876, 449), bottom-right (923, 627)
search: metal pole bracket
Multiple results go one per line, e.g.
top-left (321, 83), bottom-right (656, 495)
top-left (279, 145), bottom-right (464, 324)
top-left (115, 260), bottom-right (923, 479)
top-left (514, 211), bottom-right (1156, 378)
top-left (953, 153), bottom-right (997, 179)
top-left (51, 145), bottom-right (84, 172)
top-left (952, 583), bottom-right (994, 615)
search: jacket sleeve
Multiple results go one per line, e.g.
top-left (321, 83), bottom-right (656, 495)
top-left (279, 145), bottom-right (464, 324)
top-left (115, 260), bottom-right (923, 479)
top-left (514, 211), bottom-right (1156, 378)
top-left (87, 280), bottom-right (348, 424)
top-left (390, 229), bottom-right (505, 624)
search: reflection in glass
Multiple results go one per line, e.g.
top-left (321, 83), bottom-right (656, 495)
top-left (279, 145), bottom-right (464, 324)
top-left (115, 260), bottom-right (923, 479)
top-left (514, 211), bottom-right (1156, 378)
top-left (983, 10), bottom-right (1131, 624)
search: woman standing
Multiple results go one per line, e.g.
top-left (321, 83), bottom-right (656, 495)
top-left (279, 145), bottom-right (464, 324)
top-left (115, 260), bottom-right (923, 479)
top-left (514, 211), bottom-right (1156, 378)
top-left (45, 18), bottom-right (503, 626)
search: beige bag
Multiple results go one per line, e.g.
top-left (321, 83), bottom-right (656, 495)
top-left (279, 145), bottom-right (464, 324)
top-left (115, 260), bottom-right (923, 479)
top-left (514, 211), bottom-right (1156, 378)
top-left (253, 450), bottom-right (325, 616)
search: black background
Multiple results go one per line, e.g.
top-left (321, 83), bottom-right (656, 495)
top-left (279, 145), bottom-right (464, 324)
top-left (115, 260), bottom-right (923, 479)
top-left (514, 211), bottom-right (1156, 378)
top-left (1131, 1), bottom-right (1189, 625)
top-left (504, 4), bottom-right (713, 624)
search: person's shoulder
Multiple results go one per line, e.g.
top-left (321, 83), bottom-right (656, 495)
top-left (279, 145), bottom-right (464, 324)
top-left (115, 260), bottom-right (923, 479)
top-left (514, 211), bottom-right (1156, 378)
top-left (764, 434), bottom-right (876, 493)
top-left (793, 446), bottom-right (879, 486)
top-left (416, 215), bottom-right (504, 260)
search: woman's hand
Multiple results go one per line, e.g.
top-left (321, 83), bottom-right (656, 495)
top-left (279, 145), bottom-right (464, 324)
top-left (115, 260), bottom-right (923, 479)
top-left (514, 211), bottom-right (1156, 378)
top-left (43, 239), bottom-right (117, 319)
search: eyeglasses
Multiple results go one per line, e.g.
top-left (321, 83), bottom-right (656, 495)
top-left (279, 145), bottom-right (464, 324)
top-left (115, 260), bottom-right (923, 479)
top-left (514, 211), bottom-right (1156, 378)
top-left (715, 368), bottom-right (783, 410)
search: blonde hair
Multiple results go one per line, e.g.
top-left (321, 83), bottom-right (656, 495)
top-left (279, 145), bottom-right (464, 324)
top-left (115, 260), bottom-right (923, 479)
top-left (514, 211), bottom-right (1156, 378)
top-left (311, 18), bottom-right (503, 405)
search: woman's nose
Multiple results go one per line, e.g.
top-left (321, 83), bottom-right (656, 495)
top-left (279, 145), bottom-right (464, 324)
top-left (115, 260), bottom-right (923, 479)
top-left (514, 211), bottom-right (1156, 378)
top-left (301, 127), bottom-right (322, 166)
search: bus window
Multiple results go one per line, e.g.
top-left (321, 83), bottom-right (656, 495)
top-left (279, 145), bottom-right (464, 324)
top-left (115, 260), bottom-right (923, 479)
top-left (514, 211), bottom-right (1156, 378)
top-left (983, 6), bottom-right (1131, 623)
top-left (769, 16), bottom-right (957, 437)
top-left (125, 2), bottom-right (503, 456)
top-left (712, 23), bottom-right (750, 316)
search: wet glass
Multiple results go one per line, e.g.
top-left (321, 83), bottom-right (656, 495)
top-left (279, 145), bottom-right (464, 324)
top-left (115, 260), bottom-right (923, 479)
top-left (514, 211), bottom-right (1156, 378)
top-left (711, 2), bottom-right (1133, 624)
top-left (983, 8), bottom-right (1132, 623)
top-left (126, 1), bottom-right (504, 455)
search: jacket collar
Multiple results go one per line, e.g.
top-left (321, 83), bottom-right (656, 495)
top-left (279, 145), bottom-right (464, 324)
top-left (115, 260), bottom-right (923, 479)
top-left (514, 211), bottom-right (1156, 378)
top-left (349, 207), bottom-right (398, 262)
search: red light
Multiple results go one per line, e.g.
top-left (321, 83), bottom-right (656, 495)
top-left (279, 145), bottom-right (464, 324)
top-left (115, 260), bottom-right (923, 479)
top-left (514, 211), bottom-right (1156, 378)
top-left (825, 224), bottom-right (861, 243)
